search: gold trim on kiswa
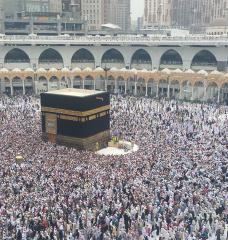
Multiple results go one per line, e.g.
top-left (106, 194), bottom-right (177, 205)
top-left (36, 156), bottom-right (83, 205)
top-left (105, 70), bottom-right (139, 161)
top-left (41, 105), bottom-right (110, 117)
top-left (58, 111), bottom-right (109, 122)
top-left (59, 115), bottom-right (79, 121)
top-left (88, 115), bottom-right (96, 121)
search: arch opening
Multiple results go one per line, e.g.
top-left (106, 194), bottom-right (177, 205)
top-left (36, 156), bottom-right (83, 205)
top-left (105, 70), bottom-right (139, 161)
top-left (5, 48), bottom-right (30, 63)
top-left (24, 76), bottom-right (34, 94)
top-left (12, 77), bottom-right (23, 95)
top-left (220, 83), bottom-right (228, 105)
top-left (191, 50), bottom-right (217, 71)
top-left (193, 81), bottom-right (204, 101)
top-left (117, 76), bottom-right (126, 94)
top-left (37, 76), bottom-right (48, 94)
top-left (38, 48), bottom-right (63, 69)
top-left (136, 77), bottom-right (146, 96)
top-left (160, 50), bottom-right (183, 70)
top-left (84, 75), bottom-right (94, 90)
top-left (73, 76), bottom-right (83, 89)
top-left (3, 77), bottom-right (11, 94)
top-left (101, 49), bottom-right (125, 69)
top-left (4, 48), bottom-right (30, 69)
top-left (106, 76), bottom-right (115, 93)
top-left (127, 77), bottom-right (135, 95)
top-left (131, 49), bottom-right (152, 70)
top-left (158, 79), bottom-right (169, 97)
top-left (170, 80), bottom-right (180, 99)
top-left (182, 80), bottom-right (192, 100)
top-left (147, 79), bottom-right (157, 97)
top-left (71, 49), bottom-right (95, 69)
top-left (49, 76), bottom-right (59, 91)
top-left (206, 82), bottom-right (218, 102)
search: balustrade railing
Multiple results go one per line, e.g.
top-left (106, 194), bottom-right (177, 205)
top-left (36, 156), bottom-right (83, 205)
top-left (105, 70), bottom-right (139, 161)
top-left (1, 34), bottom-right (228, 45)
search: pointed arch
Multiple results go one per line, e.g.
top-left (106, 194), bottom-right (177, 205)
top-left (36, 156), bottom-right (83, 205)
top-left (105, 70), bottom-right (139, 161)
top-left (38, 48), bottom-right (63, 68)
top-left (160, 49), bottom-right (183, 70)
top-left (72, 48), bottom-right (95, 63)
top-left (131, 49), bottom-right (152, 70)
top-left (191, 50), bottom-right (217, 70)
top-left (4, 48), bottom-right (30, 63)
top-left (101, 48), bottom-right (125, 69)
top-left (71, 48), bottom-right (95, 69)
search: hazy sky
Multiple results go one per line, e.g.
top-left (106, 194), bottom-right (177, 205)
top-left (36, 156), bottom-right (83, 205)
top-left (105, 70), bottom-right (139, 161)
top-left (131, 0), bottom-right (144, 20)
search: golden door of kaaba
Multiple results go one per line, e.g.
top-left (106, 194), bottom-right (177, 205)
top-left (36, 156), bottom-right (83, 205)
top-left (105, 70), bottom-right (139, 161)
top-left (45, 113), bottom-right (57, 143)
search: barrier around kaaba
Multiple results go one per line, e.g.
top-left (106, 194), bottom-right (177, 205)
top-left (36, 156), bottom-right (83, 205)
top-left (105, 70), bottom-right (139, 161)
top-left (40, 88), bottom-right (110, 150)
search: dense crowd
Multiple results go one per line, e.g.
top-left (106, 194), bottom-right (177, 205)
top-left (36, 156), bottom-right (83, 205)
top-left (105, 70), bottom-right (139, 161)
top-left (0, 94), bottom-right (227, 240)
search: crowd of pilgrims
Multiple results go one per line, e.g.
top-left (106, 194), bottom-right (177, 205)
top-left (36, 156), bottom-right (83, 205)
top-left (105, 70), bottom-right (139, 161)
top-left (0, 93), bottom-right (227, 240)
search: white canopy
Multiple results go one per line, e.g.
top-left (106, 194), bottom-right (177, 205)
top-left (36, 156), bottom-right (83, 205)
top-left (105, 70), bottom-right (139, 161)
top-left (24, 68), bottom-right (34, 72)
top-left (72, 67), bottom-right (81, 73)
top-left (210, 70), bottom-right (223, 75)
top-left (12, 68), bottom-right (21, 73)
top-left (49, 68), bottom-right (58, 72)
top-left (120, 68), bottom-right (128, 72)
top-left (36, 68), bottom-right (47, 73)
top-left (185, 69), bottom-right (195, 74)
top-left (130, 68), bottom-right (137, 76)
top-left (94, 67), bottom-right (104, 72)
top-left (0, 68), bottom-right (9, 73)
top-left (173, 68), bottom-right (183, 73)
top-left (140, 68), bottom-right (148, 73)
top-left (197, 69), bottom-right (208, 76)
top-left (109, 67), bottom-right (118, 72)
top-left (61, 67), bottom-right (70, 73)
top-left (151, 69), bottom-right (158, 73)
top-left (161, 68), bottom-right (171, 75)
top-left (83, 67), bottom-right (93, 72)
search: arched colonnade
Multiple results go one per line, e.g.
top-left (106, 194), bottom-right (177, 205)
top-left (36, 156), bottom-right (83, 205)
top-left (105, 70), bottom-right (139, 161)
top-left (0, 67), bottom-right (228, 104)
top-left (3, 48), bottom-right (221, 72)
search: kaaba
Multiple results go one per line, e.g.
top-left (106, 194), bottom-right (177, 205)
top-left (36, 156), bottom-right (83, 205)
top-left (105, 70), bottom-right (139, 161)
top-left (40, 88), bottom-right (110, 150)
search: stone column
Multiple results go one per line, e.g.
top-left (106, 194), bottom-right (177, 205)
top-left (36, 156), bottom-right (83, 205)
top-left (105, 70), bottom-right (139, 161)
top-left (22, 79), bottom-right (25, 95)
top-left (47, 79), bottom-right (50, 91)
top-left (191, 85), bottom-right (194, 101)
top-left (34, 80), bottom-right (38, 95)
top-left (156, 82), bottom-right (159, 98)
top-left (179, 85), bottom-right (183, 99)
top-left (10, 80), bottom-right (13, 95)
top-left (94, 78), bottom-right (96, 90)
top-left (134, 81), bottom-right (137, 95)
top-left (0, 78), bottom-right (5, 94)
top-left (57, 79), bottom-right (60, 90)
top-left (204, 85), bottom-right (207, 102)
top-left (71, 77), bottom-right (73, 88)
top-left (145, 82), bottom-right (148, 97)
top-left (125, 81), bottom-right (127, 94)
top-left (114, 78), bottom-right (117, 93)
top-left (82, 78), bottom-right (85, 89)
top-left (167, 82), bottom-right (170, 98)
top-left (217, 87), bottom-right (220, 103)
top-left (105, 78), bottom-right (107, 91)
top-left (209, 87), bottom-right (212, 101)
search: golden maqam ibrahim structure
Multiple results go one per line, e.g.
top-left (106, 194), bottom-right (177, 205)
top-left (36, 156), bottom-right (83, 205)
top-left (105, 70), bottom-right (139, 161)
top-left (0, 67), bottom-right (228, 103)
